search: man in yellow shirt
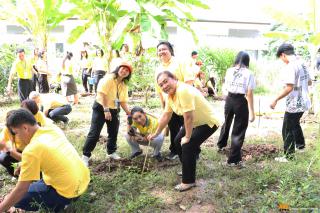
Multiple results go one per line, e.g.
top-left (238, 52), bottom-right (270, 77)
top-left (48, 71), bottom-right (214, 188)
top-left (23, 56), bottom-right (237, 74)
top-left (0, 109), bottom-right (90, 212)
top-left (29, 91), bottom-right (72, 124)
top-left (7, 49), bottom-right (34, 102)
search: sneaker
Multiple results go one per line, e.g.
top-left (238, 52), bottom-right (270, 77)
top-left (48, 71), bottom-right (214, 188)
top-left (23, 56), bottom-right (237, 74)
top-left (152, 153), bottom-right (163, 162)
top-left (295, 147), bottom-right (305, 153)
top-left (275, 156), bottom-right (289, 163)
top-left (82, 155), bottom-right (90, 167)
top-left (129, 150), bottom-right (143, 159)
top-left (108, 152), bottom-right (122, 160)
top-left (177, 171), bottom-right (182, 176)
top-left (166, 152), bottom-right (178, 160)
top-left (217, 147), bottom-right (226, 153)
top-left (222, 161), bottom-right (245, 168)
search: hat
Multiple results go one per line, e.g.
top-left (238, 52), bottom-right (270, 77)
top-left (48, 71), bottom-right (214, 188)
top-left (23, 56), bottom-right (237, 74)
top-left (118, 61), bottom-right (133, 73)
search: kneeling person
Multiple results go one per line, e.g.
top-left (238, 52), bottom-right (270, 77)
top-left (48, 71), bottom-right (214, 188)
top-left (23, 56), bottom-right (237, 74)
top-left (0, 109), bottom-right (90, 212)
top-left (126, 107), bottom-right (164, 161)
top-left (29, 91), bottom-right (72, 124)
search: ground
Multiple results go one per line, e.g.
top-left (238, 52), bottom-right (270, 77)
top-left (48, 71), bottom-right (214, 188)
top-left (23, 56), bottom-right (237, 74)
top-left (0, 93), bottom-right (319, 213)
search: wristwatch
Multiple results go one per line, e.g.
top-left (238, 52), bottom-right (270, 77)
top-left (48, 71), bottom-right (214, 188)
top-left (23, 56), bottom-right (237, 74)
top-left (103, 107), bottom-right (110, 112)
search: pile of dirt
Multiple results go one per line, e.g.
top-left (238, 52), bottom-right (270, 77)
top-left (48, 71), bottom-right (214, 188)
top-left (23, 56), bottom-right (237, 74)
top-left (91, 157), bottom-right (179, 174)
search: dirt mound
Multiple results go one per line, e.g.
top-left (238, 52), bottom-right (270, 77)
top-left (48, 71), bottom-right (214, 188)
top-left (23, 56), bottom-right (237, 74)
top-left (219, 144), bottom-right (279, 161)
top-left (91, 157), bottom-right (179, 174)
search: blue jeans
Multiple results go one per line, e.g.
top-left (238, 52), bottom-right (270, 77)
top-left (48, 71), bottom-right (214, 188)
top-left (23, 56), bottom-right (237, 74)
top-left (15, 180), bottom-right (77, 212)
top-left (48, 104), bottom-right (72, 123)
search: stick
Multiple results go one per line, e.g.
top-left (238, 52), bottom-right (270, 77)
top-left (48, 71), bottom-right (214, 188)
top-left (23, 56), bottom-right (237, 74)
top-left (142, 139), bottom-right (152, 173)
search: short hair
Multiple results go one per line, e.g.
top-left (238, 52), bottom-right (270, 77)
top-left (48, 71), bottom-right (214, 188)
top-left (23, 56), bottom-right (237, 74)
top-left (17, 48), bottom-right (25, 54)
top-left (156, 70), bottom-right (177, 82)
top-left (276, 43), bottom-right (295, 57)
top-left (6, 109), bottom-right (37, 129)
top-left (29, 91), bottom-right (40, 100)
top-left (191, 51), bottom-right (198, 56)
top-left (157, 41), bottom-right (174, 56)
top-left (21, 100), bottom-right (39, 115)
top-left (234, 51), bottom-right (250, 68)
top-left (131, 106), bottom-right (145, 115)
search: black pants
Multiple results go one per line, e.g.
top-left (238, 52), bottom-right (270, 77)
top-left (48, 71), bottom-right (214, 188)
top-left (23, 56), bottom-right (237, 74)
top-left (175, 125), bottom-right (218, 184)
top-left (32, 74), bottom-right (39, 91)
top-left (217, 93), bottom-right (249, 164)
top-left (82, 69), bottom-right (93, 93)
top-left (168, 112), bottom-right (184, 155)
top-left (83, 101), bottom-right (120, 157)
top-left (48, 104), bottom-right (72, 123)
top-left (39, 74), bottom-right (49, 93)
top-left (18, 78), bottom-right (33, 102)
top-left (0, 152), bottom-right (19, 176)
top-left (282, 111), bottom-right (305, 157)
top-left (94, 70), bottom-right (106, 93)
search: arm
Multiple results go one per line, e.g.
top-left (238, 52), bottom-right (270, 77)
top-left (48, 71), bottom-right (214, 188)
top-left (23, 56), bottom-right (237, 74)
top-left (159, 92), bottom-right (165, 109)
top-left (98, 92), bottom-right (112, 121)
top-left (0, 181), bottom-right (31, 212)
top-left (246, 89), bottom-right (255, 122)
top-left (120, 102), bottom-right (130, 115)
top-left (270, 84), bottom-right (294, 109)
top-left (148, 111), bottom-right (172, 140)
top-left (182, 111), bottom-right (194, 144)
top-left (8, 149), bottom-right (22, 161)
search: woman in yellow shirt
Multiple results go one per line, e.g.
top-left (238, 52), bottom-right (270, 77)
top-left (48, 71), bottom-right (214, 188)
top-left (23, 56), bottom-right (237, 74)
top-left (148, 71), bottom-right (219, 192)
top-left (82, 61), bottom-right (132, 166)
top-left (80, 50), bottom-right (93, 94)
top-left (0, 100), bottom-right (50, 176)
top-left (92, 48), bottom-right (107, 93)
top-left (126, 107), bottom-right (164, 161)
top-left (194, 71), bottom-right (215, 97)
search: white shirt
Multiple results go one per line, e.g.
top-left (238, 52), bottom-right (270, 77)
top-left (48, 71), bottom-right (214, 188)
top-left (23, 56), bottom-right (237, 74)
top-left (283, 57), bottom-right (311, 113)
top-left (224, 67), bottom-right (255, 94)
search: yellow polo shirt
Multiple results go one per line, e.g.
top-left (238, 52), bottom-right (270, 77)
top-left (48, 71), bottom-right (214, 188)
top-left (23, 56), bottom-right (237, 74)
top-left (165, 82), bottom-right (220, 128)
top-left (10, 59), bottom-right (33, 79)
top-left (0, 111), bottom-right (52, 151)
top-left (96, 74), bottom-right (128, 109)
top-left (132, 114), bottom-right (158, 136)
top-left (155, 57), bottom-right (194, 94)
top-left (41, 93), bottom-right (69, 111)
top-left (18, 126), bottom-right (90, 198)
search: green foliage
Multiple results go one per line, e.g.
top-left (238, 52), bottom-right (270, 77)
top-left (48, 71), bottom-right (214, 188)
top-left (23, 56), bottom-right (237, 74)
top-left (0, 44), bottom-right (19, 95)
top-left (198, 47), bottom-right (236, 92)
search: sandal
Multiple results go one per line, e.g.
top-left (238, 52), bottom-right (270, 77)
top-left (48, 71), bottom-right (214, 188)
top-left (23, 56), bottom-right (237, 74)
top-left (174, 183), bottom-right (196, 192)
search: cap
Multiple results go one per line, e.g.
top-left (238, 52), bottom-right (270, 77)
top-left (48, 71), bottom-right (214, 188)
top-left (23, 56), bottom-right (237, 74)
top-left (118, 61), bottom-right (133, 73)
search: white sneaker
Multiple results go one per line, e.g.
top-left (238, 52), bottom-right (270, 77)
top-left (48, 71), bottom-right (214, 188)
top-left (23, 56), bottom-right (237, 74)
top-left (108, 152), bottom-right (122, 160)
top-left (275, 156), bottom-right (289, 163)
top-left (82, 155), bottom-right (90, 167)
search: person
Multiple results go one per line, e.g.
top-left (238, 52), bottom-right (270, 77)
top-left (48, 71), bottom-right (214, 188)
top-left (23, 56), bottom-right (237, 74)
top-left (7, 48), bottom-right (34, 102)
top-left (82, 61), bottom-right (132, 166)
top-left (61, 51), bottom-right (79, 105)
top-left (270, 43), bottom-right (312, 162)
top-left (217, 51), bottom-right (255, 167)
top-left (0, 109), bottom-right (90, 212)
top-left (29, 91), bottom-right (72, 124)
top-left (189, 50), bottom-right (202, 78)
top-left (148, 71), bottom-right (219, 191)
top-left (79, 50), bottom-right (93, 94)
top-left (194, 71), bottom-right (215, 97)
top-left (31, 48), bottom-right (39, 91)
top-left (92, 48), bottom-right (108, 93)
top-left (36, 50), bottom-right (50, 93)
top-left (155, 41), bottom-right (195, 160)
top-left (126, 106), bottom-right (164, 161)
top-left (0, 100), bottom-right (52, 176)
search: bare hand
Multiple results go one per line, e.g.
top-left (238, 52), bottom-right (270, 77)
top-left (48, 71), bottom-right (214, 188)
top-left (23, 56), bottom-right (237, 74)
top-left (270, 100), bottom-right (277, 109)
top-left (0, 142), bottom-right (6, 150)
top-left (249, 113), bottom-right (255, 122)
top-left (104, 112), bottom-right (112, 121)
top-left (14, 166), bottom-right (21, 176)
top-left (147, 133), bottom-right (157, 141)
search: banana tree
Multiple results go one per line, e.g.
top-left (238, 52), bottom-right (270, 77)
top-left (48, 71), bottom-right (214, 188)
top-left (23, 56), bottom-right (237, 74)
top-left (0, 0), bottom-right (77, 50)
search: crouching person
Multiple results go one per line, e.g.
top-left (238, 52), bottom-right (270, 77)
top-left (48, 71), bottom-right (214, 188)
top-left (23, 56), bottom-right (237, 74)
top-left (0, 109), bottom-right (90, 212)
top-left (126, 107), bottom-right (164, 161)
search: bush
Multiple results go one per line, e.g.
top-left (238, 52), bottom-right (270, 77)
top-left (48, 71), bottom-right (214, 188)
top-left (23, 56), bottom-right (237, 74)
top-left (198, 47), bottom-right (236, 93)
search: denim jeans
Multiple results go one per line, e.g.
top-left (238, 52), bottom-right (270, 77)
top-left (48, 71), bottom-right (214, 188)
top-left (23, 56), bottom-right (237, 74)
top-left (125, 133), bottom-right (164, 156)
top-left (15, 179), bottom-right (77, 213)
top-left (48, 104), bottom-right (72, 123)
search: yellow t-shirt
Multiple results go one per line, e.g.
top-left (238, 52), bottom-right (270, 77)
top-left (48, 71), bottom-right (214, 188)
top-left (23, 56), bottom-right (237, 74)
top-left (10, 58), bottom-right (33, 79)
top-left (132, 114), bottom-right (158, 136)
top-left (18, 126), bottom-right (90, 198)
top-left (165, 82), bottom-right (220, 128)
top-left (155, 57), bottom-right (194, 94)
top-left (41, 93), bottom-right (69, 111)
top-left (0, 111), bottom-right (52, 151)
top-left (96, 74), bottom-right (128, 109)
top-left (61, 60), bottom-right (74, 75)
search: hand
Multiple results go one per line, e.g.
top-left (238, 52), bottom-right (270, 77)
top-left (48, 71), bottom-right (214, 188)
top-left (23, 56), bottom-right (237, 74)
top-left (14, 165), bottom-right (21, 176)
top-left (270, 100), bottom-right (277, 109)
top-left (181, 136), bottom-right (190, 145)
top-left (0, 142), bottom-right (6, 150)
top-left (147, 133), bottom-right (157, 142)
top-left (104, 112), bottom-right (112, 121)
top-left (249, 113), bottom-right (255, 122)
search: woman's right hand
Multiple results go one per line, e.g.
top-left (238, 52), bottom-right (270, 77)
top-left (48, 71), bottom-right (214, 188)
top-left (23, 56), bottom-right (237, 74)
top-left (104, 112), bottom-right (112, 121)
top-left (147, 133), bottom-right (158, 142)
